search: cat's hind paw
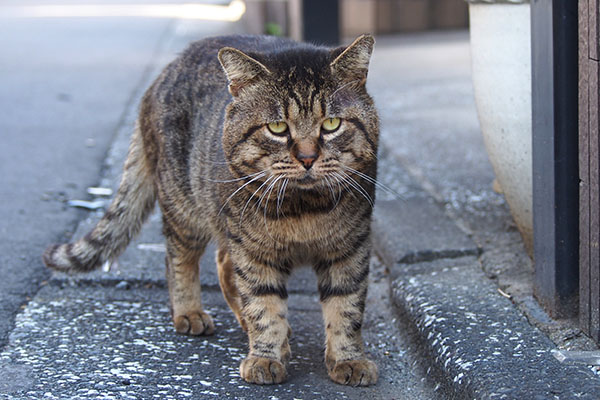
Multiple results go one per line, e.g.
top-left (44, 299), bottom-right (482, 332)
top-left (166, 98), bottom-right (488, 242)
top-left (173, 311), bottom-right (215, 336)
top-left (328, 359), bottom-right (378, 386)
top-left (240, 356), bottom-right (287, 384)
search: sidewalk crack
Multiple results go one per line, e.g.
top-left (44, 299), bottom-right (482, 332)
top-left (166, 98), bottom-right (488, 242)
top-left (398, 248), bottom-right (481, 264)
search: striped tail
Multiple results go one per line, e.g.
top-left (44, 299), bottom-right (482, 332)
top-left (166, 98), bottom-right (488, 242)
top-left (43, 125), bottom-right (157, 273)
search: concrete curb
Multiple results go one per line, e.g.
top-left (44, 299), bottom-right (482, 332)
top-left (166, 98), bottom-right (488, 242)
top-left (372, 199), bottom-right (600, 399)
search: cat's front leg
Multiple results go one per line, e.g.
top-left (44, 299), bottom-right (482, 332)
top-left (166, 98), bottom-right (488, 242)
top-left (315, 248), bottom-right (378, 386)
top-left (231, 249), bottom-right (291, 384)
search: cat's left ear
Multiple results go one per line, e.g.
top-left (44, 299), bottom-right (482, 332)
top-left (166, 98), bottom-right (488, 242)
top-left (218, 47), bottom-right (271, 97)
top-left (330, 34), bottom-right (375, 85)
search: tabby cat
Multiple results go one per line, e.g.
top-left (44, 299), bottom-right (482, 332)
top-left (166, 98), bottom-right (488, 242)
top-left (43, 34), bottom-right (379, 386)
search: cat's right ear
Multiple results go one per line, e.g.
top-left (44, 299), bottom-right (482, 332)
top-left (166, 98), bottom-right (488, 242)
top-left (330, 34), bottom-right (375, 86)
top-left (218, 47), bottom-right (271, 97)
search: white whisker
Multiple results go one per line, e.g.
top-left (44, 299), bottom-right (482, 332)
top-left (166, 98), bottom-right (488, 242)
top-left (204, 170), bottom-right (266, 183)
top-left (332, 172), bottom-right (358, 202)
top-left (239, 175), bottom-right (274, 224)
top-left (262, 176), bottom-right (284, 242)
top-left (253, 175), bottom-right (283, 217)
top-left (276, 178), bottom-right (289, 219)
top-left (341, 165), bottom-right (404, 200)
top-left (338, 170), bottom-right (374, 207)
top-left (323, 175), bottom-right (341, 211)
top-left (218, 172), bottom-right (267, 215)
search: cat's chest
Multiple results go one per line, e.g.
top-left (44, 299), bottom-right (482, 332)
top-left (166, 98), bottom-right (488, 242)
top-left (222, 183), bottom-right (371, 252)
top-left (253, 206), bottom-right (358, 249)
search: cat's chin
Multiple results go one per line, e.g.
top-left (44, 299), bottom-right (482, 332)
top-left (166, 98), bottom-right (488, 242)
top-left (290, 174), bottom-right (321, 190)
top-left (293, 179), bottom-right (316, 189)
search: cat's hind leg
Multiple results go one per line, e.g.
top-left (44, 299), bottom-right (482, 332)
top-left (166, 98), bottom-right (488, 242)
top-left (164, 219), bottom-right (214, 336)
top-left (216, 246), bottom-right (247, 331)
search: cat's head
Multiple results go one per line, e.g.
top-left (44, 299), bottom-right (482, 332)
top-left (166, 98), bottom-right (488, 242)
top-left (218, 35), bottom-right (378, 191)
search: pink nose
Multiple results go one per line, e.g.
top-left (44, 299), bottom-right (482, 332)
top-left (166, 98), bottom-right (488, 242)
top-left (296, 152), bottom-right (317, 170)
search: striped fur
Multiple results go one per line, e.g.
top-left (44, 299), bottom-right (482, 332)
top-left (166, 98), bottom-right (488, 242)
top-left (43, 124), bottom-right (156, 272)
top-left (43, 34), bottom-right (379, 386)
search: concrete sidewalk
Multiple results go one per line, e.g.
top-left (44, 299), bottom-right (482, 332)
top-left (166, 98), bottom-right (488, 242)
top-left (370, 32), bottom-right (600, 398)
top-left (1, 20), bottom-right (600, 400)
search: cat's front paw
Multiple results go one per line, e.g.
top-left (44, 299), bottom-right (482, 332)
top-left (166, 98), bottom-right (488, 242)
top-left (328, 359), bottom-right (378, 386)
top-left (173, 311), bottom-right (214, 336)
top-left (240, 356), bottom-right (287, 384)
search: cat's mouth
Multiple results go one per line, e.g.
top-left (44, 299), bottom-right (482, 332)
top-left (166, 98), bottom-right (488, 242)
top-left (290, 171), bottom-right (319, 188)
top-left (297, 174), bottom-right (315, 183)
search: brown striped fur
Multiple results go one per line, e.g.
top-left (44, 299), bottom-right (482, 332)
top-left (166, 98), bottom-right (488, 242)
top-left (43, 34), bottom-right (379, 386)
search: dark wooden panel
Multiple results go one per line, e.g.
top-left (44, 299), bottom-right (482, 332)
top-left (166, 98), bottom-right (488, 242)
top-left (590, 0), bottom-right (599, 60)
top-left (590, 60), bottom-right (600, 341)
top-left (580, 0), bottom-right (591, 334)
top-left (532, 0), bottom-right (580, 318)
top-left (302, 0), bottom-right (339, 45)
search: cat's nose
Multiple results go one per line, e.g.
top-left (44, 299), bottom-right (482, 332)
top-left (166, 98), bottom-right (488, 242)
top-left (297, 151), bottom-right (318, 170)
top-left (293, 141), bottom-right (319, 170)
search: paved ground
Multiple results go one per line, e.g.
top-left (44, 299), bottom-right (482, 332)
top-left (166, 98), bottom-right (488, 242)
top-left (0, 114), bottom-right (437, 398)
top-left (2, 3), bottom-right (599, 399)
top-left (369, 32), bottom-right (600, 398)
top-left (369, 32), bottom-right (597, 351)
top-left (0, 4), bottom-right (439, 399)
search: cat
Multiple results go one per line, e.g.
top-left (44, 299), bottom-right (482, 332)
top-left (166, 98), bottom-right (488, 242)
top-left (43, 33), bottom-right (379, 386)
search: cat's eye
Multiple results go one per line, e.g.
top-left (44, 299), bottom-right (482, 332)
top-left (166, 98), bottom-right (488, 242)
top-left (321, 117), bottom-right (341, 133)
top-left (267, 121), bottom-right (289, 136)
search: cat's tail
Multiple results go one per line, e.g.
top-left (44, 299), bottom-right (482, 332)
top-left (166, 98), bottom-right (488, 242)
top-left (43, 123), bottom-right (157, 273)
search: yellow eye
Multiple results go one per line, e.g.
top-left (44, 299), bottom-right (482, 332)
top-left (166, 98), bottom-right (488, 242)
top-left (321, 117), bottom-right (341, 132)
top-left (267, 121), bottom-right (288, 136)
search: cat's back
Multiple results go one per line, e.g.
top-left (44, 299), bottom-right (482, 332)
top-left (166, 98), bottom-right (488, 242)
top-left (142, 35), bottom-right (301, 143)
top-left (140, 35), bottom-right (298, 163)
top-left (185, 34), bottom-right (298, 66)
top-left (157, 35), bottom-right (299, 95)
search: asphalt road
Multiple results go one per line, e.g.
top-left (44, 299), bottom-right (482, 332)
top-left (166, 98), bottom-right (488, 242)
top-left (0, 1), bottom-right (237, 350)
